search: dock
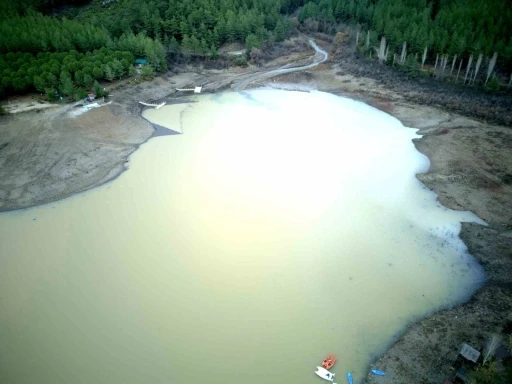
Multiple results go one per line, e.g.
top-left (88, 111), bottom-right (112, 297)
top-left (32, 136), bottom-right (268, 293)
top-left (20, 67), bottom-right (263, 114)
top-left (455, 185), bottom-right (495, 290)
top-left (139, 101), bottom-right (166, 109)
top-left (176, 86), bottom-right (202, 93)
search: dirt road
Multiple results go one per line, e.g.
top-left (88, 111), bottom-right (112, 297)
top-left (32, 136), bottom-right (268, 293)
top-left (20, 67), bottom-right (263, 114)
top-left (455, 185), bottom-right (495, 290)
top-left (233, 38), bottom-right (328, 90)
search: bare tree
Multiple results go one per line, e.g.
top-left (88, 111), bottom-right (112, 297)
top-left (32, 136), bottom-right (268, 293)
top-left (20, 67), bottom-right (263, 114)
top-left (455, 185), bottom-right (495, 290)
top-left (392, 53), bottom-right (396, 66)
top-left (375, 36), bottom-right (386, 63)
top-left (450, 54), bottom-right (457, 75)
top-left (355, 30), bottom-right (360, 49)
top-left (421, 46), bottom-right (427, 68)
top-left (366, 30), bottom-right (370, 50)
top-left (400, 42), bottom-right (407, 64)
top-left (436, 55), bottom-right (444, 78)
top-left (456, 59), bottom-right (462, 82)
top-left (464, 54), bottom-right (473, 84)
top-left (441, 55), bottom-right (448, 78)
top-left (384, 45), bottom-right (389, 61)
top-left (434, 54), bottom-right (439, 70)
top-left (472, 53), bottom-right (483, 84)
top-left (485, 52), bottom-right (498, 85)
top-left (509, 74), bottom-right (512, 88)
top-left (483, 334), bottom-right (502, 364)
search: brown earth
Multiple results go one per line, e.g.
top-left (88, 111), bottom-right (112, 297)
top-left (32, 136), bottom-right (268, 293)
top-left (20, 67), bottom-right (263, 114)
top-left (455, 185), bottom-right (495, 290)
top-left (1, 35), bottom-right (512, 383)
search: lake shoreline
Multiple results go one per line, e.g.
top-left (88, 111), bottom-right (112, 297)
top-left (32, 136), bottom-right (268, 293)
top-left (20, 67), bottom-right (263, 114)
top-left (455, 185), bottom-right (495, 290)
top-left (251, 48), bottom-right (511, 382)
top-left (1, 36), bottom-right (511, 383)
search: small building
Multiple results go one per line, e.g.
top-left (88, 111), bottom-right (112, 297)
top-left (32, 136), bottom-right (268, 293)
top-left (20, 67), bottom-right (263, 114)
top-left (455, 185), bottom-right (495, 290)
top-left (460, 343), bottom-right (480, 363)
top-left (134, 58), bottom-right (149, 68)
top-left (450, 343), bottom-right (481, 383)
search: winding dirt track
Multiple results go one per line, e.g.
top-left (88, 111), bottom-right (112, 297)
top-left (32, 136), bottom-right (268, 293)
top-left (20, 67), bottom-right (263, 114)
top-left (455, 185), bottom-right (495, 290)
top-left (233, 38), bottom-right (328, 91)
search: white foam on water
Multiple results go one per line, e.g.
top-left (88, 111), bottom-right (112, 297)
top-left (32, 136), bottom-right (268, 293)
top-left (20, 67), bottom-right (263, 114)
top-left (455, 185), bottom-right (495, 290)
top-left (0, 90), bottom-right (485, 384)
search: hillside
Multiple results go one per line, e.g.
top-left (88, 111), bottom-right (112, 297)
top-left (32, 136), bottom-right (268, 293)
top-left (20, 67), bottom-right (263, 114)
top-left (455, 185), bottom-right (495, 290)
top-left (0, 0), bottom-right (511, 104)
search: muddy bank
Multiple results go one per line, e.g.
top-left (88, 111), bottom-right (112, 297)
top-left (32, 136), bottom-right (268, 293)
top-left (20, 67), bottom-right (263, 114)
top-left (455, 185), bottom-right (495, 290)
top-left (0, 39), bottom-right (322, 212)
top-left (0, 103), bottom-right (153, 211)
top-left (363, 122), bottom-right (512, 384)
top-left (334, 51), bottom-right (512, 127)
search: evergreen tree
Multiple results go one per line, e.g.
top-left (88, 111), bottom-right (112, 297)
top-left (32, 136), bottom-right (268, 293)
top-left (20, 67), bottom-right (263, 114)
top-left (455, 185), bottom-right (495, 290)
top-left (93, 81), bottom-right (104, 98)
top-left (110, 59), bottom-right (125, 80)
top-left (245, 34), bottom-right (260, 51)
top-left (104, 65), bottom-right (114, 81)
top-left (60, 74), bottom-right (74, 96)
top-left (140, 64), bottom-right (155, 79)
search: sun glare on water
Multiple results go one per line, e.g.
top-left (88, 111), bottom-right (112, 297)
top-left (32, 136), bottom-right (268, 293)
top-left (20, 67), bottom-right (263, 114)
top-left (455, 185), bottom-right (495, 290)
top-left (0, 90), bottom-right (484, 384)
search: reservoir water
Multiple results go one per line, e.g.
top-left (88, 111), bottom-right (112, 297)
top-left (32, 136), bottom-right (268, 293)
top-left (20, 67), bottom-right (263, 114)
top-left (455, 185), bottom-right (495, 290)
top-left (0, 90), bottom-right (484, 383)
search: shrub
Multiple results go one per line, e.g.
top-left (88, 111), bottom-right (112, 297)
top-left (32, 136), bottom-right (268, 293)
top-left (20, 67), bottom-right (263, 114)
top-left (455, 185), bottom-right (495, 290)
top-left (403, 55), bottom-right (420, 78)
top-left (468, 361), bottom-right (500, 384)
top-left (140, 64), bottom-right (156, 79)
top-left (485, 76), bottom-right (501, 92)
top-left (74, 88), bottom-right (88, 101)
top-left (249, 48), bottom-right (262, 63)
top-left (245, 34), bottom-right (260, 51)
top-left (233, 54), bottom-right (248, 67)
top-left (45, 87), bottom-right (58, 101)
top-left (93, 81), bottom-right (106, 98)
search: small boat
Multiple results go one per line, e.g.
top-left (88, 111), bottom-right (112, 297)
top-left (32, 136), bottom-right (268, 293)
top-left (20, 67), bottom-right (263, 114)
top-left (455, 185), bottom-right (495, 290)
top-left (322, 354), bottom-right (338, 370)
top-left (315, 366), bottom-right (336, 382)
top-left (370, 369), bottom-right (386, 376)
top-left (347, 372), bottom-right (353, 384)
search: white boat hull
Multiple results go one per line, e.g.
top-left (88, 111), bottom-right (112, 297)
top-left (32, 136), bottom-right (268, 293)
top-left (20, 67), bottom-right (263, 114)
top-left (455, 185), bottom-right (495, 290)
top-left (315, 366), bottom-right (335, 381)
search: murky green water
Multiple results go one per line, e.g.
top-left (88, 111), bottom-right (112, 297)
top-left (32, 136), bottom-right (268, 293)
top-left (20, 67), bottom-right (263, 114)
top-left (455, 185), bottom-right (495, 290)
top-left (0, 90), bottom-right (483, 383)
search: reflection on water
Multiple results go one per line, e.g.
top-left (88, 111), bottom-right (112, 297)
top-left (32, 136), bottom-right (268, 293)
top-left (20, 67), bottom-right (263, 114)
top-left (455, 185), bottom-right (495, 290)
top-left (0, 90), bottom-right (484, 384)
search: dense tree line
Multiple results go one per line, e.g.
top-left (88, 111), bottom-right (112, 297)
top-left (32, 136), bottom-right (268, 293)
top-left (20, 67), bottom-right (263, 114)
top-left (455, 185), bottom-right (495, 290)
top-left (0, 48), bottom-right (136, 100)
top-left (0, 3), bottom-right (167, 100)
top-left (0, 10), bottom-right (166, 69)
top-left (0, 0), bottom-right (91, 14)
top-left (2, 0), bottom-right (511, 100)
top-left (0, 11), bottom-right (110, 53)
top-left (0, 28), bottom-right (166, 99)
top-left (298, 0), bottom-right (512, 70)
top-left (74, 0), bottom-right (296, 56)
top-left (0, 0), bottom-right (298, 100)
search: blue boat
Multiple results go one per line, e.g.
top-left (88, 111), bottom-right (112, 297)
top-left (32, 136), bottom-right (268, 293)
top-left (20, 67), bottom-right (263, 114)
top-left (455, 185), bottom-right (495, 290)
top-left (370, 369), bottom-right (386, 376)
top-left (347, 372), bottom-right (353, 384)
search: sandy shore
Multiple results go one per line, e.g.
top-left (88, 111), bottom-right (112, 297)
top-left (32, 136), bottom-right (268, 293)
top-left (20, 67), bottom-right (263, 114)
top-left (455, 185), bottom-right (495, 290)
top-left (1, 36), bottom-right (511, 383)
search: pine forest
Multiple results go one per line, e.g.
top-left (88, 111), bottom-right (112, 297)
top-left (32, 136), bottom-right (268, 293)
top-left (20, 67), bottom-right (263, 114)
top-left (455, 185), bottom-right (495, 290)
top-left (0, 0), bottom-right (511, 100)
